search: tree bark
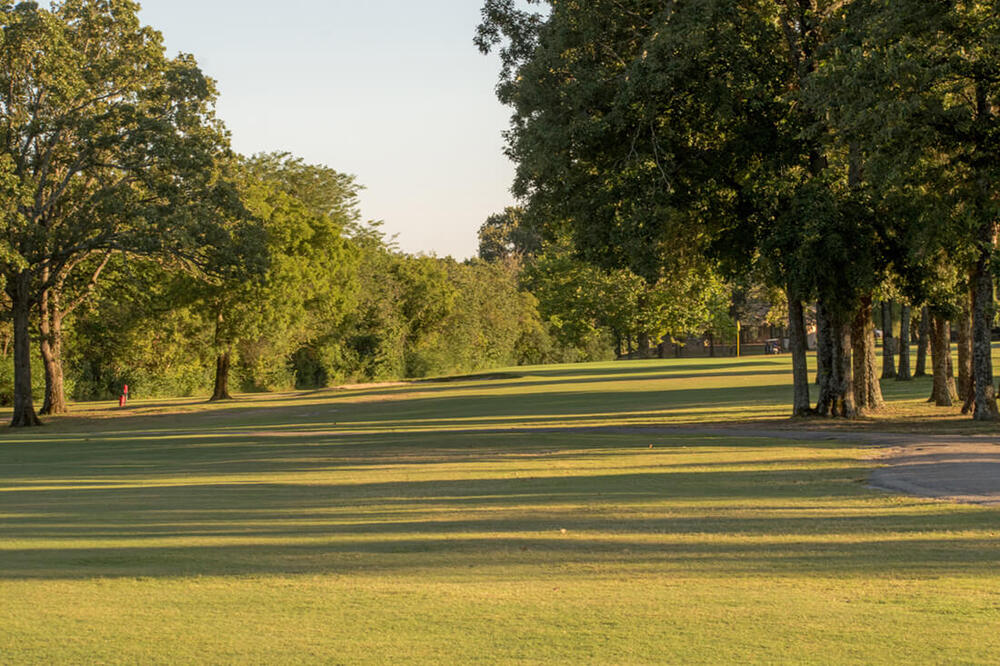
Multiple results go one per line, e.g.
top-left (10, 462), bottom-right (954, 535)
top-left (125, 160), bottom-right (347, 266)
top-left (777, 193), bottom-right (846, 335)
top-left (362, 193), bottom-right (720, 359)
top-left (956, 290), bottom-right (973, 402)
top-left (787, 290), bottom-right (812, 416)
top-left (38, 252), bottom-right (111, 415)
top-left (39, 286), bottom-right (68, 415)
top-left (928, 315), bottom-right (958, 406)
top-left (637, 332), bottom-right (651, 359)
top-left (210, 352), bottom-right (233, 401)
top-left (815, 300), bottom-right (833, 399)
top-left (880, 300), bottom-right (896, 379)
top-left (210, 309), bottom-right (234, 401)
top-left (814, 301), bottom-right (824, 385)
top-left (852, 295), bottom-right (884, 413)
top-left (914, 306), bottom-right (930, 377)
top-left (896, 305), bottom-right (912, 381)
top-left (815, 301), bottom-right (855, 418)
top-left (9, 273), bottom-right (42, 427)
top-left (971, 239), bottom-right (1000, 420)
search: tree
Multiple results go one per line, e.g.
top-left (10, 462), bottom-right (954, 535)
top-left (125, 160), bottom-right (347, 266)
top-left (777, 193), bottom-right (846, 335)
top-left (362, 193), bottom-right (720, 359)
top-left (0, 0), bottom-right (247, 426)
top-left (203, 154), bottom-right (357, 401)
top-left (897, 303), bottom-right (912, 381)
top-left (477, 206), bottom-right (540, 262)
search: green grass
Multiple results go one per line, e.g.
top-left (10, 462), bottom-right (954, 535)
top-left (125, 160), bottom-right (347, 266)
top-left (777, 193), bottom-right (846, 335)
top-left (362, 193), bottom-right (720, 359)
top-left (2, 354), bottom-right (1000, 663)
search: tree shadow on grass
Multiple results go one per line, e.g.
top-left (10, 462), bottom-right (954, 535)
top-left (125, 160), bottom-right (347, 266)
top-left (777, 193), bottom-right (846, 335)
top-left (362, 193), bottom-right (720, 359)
top-left (0, 427), bottom-right (853, 484)
top-left (4, 359), bottom-right (799, 436)
top-left (1, 381), bottom-right (798, 443)
top-left (3, 460), bottom-right (1000, 581)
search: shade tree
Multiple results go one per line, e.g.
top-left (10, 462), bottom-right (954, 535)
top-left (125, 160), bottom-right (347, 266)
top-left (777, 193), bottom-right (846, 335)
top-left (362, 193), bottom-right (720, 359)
top-left (0, 0), bottom-right (251, 426)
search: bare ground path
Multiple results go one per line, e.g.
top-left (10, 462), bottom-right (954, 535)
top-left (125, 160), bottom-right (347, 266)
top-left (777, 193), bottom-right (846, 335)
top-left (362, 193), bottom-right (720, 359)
top-left (599, 425), bottom-right (1000, 507)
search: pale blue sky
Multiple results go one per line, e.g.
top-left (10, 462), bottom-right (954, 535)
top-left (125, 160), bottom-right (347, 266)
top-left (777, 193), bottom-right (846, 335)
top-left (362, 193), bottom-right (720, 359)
top-left (138, 0), bottom-right (516, 259)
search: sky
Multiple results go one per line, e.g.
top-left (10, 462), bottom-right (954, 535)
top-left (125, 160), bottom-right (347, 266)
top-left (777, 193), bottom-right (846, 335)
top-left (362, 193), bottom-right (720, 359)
top-left (137, 0), bottom-right (518, 259)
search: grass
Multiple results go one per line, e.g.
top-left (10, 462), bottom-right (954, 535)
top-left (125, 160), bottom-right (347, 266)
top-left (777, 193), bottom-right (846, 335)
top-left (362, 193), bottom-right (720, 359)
top-left (2, 353), bottom-right (1000, 663)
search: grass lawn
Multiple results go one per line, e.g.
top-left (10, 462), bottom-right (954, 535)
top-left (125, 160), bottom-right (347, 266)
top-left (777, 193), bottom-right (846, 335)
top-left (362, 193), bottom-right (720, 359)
top-left (2, 354), bottom-right (1000, 663)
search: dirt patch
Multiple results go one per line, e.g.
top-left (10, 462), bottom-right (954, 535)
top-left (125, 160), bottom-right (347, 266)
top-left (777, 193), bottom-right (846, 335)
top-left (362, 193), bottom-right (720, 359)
top-left (334, 382), bottom-right (410, 390)
top-left (331, 373), bottom-right (522, 390)
top-left (418, 372), bottom-right (522, 383)
top-left (869, 440), bottom-right (1000, 506)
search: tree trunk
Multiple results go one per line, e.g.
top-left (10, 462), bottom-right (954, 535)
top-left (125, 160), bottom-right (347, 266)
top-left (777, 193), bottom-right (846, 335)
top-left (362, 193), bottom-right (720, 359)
top-left (956, 290), bottom-right (973, 402)
top-left (928, 315), bottom-right (958, 406)
top-left (914, 306), bottom-right (930, 377)
top-left (39, 287), bottom-right (69, 415)
top-left (815, 302), bottom-right (855, 418)
top-left (971, 240), bottom-right (1000, 420)
top-left (708, 333), bottom-right (716, 358)
top-left (852, 295), bottom-right (884, 413)
top-left (814, 301), bottom-right (825, 385)
top-left (787, 291), bottom-right (812, 416)
top-left (637, 332), bottom-right (651, 359)
top-left (210, 352), bottom-right (233, 401)
top-left (210, 309), bottom-right (233, 401)
top-left (9, 273), bottom-right (42, 427)
top-left (896, 305), bottom-right (912, 381)
top-left (962, 363), bottom-right (976, 416)
top-left (815, 300), bottom-right (833, 399)
top-left (880, 301), bottom-right (896, 379)
top-left (37, 252), bottom-right (111, 415)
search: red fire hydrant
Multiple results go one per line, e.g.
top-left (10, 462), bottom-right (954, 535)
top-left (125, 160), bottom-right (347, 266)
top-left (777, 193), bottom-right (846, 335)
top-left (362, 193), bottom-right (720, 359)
top-left (119, 394), bottom-right (126, 408)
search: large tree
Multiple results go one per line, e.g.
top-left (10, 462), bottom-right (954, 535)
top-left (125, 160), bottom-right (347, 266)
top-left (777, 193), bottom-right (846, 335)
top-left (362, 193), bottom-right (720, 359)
top-left (203, 154), bottom-right (358, 401)
top-left (0, 0), bottom-right (247, 426)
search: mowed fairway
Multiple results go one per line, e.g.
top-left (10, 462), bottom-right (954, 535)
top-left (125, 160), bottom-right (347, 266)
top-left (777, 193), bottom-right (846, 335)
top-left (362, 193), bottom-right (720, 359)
top-left (3, 357), bottom-right (1000, 663)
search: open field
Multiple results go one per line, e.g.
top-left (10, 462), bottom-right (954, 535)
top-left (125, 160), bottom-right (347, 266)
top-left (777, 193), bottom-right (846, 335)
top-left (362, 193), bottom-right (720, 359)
top-left (3, 355), bottom-right (1000, 663)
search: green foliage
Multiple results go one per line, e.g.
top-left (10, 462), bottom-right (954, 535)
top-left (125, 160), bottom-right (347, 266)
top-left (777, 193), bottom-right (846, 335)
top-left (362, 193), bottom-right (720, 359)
top-left (477, 206), bottom-right (541, 262)
top-left (211, 154), bottom-right (359, 390)
top-left (808, 0), bottom-right (1000, 312)
top-left (299, 243), bottom-right (571, 384)
top-left (65, 258), bottom-right (214, 399)
top-left (0, 0), bottom-right (242, 286)
top-left (526, 241), bottom-right (733, 356)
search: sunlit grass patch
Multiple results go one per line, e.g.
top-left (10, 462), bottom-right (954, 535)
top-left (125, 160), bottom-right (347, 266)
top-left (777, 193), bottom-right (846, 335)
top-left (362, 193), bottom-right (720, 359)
top-left (2, 355), bottom-right (1000, 662)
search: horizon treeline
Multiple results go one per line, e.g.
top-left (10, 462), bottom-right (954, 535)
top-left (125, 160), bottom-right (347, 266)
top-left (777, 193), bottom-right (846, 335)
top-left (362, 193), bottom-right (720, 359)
top-left (0, 1), bottom-right (748, 423)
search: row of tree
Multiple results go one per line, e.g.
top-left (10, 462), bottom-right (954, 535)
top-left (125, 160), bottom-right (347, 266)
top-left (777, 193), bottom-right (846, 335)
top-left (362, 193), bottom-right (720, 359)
top-left (477, 0), bottom-right (1000, 420)
top-left (0, 1), bottom-right (611, 427)
top-left (480, 207), bottom-right (739, 359)
top-left (2, 0), bottom-right (768, 428)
